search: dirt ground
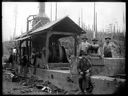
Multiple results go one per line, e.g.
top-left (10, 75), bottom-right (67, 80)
top-left (2, 69), bottom-right (57, 95)
top-left (2, 77), bottom-right (50, 95)
top-left (2, 69), bottom-right (75, 95)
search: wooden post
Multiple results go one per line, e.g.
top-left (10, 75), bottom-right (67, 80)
top-left (26, 40), bottom-right (29, 61)
top-left (46, 32), bottom-right (52, 69)
top-left (19, 40), bottom-right (21, 65)
top-left (74, 34), bottom-right (77, 56)
top-left (30, 37), bottom-right (32, 61)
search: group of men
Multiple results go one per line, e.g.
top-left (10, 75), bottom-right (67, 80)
top-left (78, 34), bottom-right (117, 58)
top-left (77, 34), bottom-right (117, 94)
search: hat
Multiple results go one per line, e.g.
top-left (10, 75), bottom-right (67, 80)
top-left (92, 38), bottom-right (98, 41)
top-left (80, 34), bottom-right (88, 40)
top-left (105, 36), bottom-right (111, 40)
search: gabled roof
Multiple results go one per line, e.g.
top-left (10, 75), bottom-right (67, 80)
top-left (15, 16), bottom-right (85, 41)
top-left (29, 16), bottom-right (85, 35)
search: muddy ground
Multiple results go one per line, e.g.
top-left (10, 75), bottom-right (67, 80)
top-left (2, 69), bottom-right (81, 95)
top-left (2, 72), bottom-right (51, 95)
top-left (3, 79), bottom-right (48, 95)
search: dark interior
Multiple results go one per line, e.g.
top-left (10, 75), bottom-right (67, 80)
top-left (48, 34), bottom-right (72, 63)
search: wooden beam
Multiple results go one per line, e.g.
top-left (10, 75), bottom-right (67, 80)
top-left (74, 34), bottom-right (77, 56)
top-left (46, 31), bottom-right (51, 69)
top-left (19, 40), bottom-right (21, 65)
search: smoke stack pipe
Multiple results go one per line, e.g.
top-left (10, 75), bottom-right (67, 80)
top-left (38, 2), bottom-right (45, 17)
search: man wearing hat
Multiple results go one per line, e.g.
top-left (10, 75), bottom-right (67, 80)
top-left (78, 34), bottom-right (91, 56)
top-left (103, 36), bottom-right (117, 57)
top-left (89, 38), bottom-right (102, 57)
top-left (77, 34), bottom-right (93, 94)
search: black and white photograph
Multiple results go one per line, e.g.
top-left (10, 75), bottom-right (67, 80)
top-left (2, 2), bottom-right (126, 95)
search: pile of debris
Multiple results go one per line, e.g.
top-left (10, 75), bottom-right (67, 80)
top-left (3, 69), bottom-right (67, 94)
top-left (19, 75), bottom-right (67, 94)
top-left (3, 68), bottom-right (20, 82)
top-left (35, 80), bottom-right (67, 94)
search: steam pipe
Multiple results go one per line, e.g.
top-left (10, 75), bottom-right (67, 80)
top-left (26, 15), bottom-right (37, 32)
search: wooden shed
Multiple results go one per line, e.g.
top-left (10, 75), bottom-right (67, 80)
top-left (15, 16), bottom-right (85, 69)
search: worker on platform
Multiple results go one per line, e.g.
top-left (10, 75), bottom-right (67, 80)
top-left (77, 34), bottom-right (93, 94)
top-left (89, 38), bottom-right (102, 58)
top-left (78, 34), bottom-right (91, 56)
top-left (103, 36), bottom-right (117, 58)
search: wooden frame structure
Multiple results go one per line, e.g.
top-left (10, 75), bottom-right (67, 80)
top-left (14, 16), bottom-right (85, 69)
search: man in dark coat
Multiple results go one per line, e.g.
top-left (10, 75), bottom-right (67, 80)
top-left (89, 38), bottom-right (102, 58)
top-left (77, 56), bottom-right (92, 94)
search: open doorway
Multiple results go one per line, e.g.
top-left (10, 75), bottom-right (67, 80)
top-left (48, 34), bottom-right (75, 63)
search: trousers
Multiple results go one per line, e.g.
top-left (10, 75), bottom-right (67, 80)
top-left (78, 72), bottom-right (91, 93)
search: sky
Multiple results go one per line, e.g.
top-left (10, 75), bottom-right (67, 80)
top-left (2, 2), bottom-right (126, 41)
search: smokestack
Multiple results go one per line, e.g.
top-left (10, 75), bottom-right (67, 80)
top-left (31, 2), bottom-right (50, 31)
top-left (38, 2), bottom-right (46, 17)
